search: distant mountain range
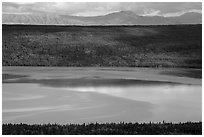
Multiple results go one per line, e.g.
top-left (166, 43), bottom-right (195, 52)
top-left (2, 11), bottom-right (202, 25)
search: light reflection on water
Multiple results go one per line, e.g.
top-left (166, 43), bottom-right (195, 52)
top-left (2, 82), bottom-right (201, 124)
top-left (61, 85), bottom-right (201, 102)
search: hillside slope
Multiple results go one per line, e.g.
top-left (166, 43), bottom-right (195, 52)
top-left (2, 25), bottom-right (202, 68)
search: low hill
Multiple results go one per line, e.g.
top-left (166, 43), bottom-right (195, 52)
top-left (2, 24), bottom-right (202, 68)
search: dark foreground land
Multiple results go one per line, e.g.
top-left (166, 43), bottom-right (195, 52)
top-left (2, 122), bottom-right (202, 135)
top-left (2, 24), bottom-right (202, 68)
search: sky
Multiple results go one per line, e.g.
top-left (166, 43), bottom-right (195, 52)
top-left (2, 2), bottom-right (202, 17)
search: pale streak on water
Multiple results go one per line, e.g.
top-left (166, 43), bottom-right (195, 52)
top-left (2, 67), bottom-right (202, 124)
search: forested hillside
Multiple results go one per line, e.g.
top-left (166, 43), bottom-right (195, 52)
top-left (2, 24), bottom-right (202, 68)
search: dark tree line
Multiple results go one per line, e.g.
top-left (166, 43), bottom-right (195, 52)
top-left (2, 121), bottom-right (202, 135)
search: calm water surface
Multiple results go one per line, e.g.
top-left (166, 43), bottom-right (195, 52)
top-left (2, 67), bottom-right (202, 124)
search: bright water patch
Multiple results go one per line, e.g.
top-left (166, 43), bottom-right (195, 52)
top-left (2, 82), bottom-right (201, 124)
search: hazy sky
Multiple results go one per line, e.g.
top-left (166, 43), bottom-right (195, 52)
top-left (2, 2), bottom-right (202, 17)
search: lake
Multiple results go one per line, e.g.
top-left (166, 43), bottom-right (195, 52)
top-left (2, 67), bottom-right (202, 124)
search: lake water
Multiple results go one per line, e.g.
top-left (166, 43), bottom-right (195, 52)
top-left (2, 67), bottom-right (202, 124)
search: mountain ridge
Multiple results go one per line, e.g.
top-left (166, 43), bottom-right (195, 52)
top-left (2, 10), bottom-right (202, 25)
